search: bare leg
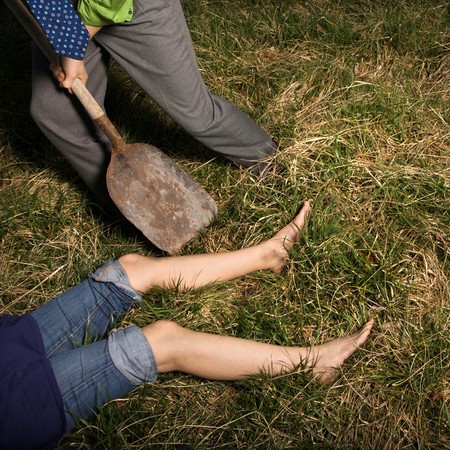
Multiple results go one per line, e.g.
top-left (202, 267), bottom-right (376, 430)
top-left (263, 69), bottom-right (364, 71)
top-left (119, 201), bottom-right (311, 292)
top-left (143, 318), bottom-right (374, 384)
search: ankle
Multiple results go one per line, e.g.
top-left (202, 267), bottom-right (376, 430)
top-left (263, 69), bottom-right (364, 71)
top-left (260, 239), bottom-right (288, 273)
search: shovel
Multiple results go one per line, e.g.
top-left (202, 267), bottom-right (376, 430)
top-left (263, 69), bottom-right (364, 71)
top-left (5, 0), bottom-right (218, 255)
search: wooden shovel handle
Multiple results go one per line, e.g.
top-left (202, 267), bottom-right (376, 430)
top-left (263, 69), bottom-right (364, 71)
top-left (5, 0), bottom-right (123, 146)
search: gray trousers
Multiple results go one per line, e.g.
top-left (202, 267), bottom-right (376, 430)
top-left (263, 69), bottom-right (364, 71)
top-left (30, 0), bottom-right (276, 207)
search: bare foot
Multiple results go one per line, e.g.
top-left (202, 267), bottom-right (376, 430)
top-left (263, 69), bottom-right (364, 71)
top-left (265, 200), bottom-right (311, 273)
top-left (307, 318), bottom-right (374, 383)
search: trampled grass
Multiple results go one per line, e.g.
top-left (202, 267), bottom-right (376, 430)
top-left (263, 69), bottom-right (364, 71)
top-left (1, 0), bottom-right (449, 448)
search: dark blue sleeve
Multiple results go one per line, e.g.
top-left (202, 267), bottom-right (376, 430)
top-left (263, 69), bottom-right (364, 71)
top-left (24, 0), bottom-right (90, 60)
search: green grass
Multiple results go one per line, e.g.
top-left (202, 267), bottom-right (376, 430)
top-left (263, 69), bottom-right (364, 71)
top-left (1, 0), bottom-right (449, 448)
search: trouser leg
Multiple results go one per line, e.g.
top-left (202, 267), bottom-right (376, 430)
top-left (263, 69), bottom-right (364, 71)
top-left (30, 260), bottom-right (141, 357)
top-left (94, 0), bottom-right (276, 171)
top-left (49, 326), bottom-right (157, 431)
top-left (30, 41), bottom-right (115, 207)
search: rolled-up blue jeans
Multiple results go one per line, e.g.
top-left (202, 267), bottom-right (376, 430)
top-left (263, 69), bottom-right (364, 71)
top-left (30, 260), bottom-right (158, 432)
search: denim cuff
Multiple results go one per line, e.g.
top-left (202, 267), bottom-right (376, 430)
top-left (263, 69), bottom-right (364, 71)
top-left (90, 260), bottom-right (142, 303)
top-left (108, 325), bottom-right (158, 385)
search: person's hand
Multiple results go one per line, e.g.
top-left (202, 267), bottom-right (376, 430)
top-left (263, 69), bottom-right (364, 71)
top-left (50, 56), bottom-right (88, 92)
top-left (49, 25), bottom-right (101, 92)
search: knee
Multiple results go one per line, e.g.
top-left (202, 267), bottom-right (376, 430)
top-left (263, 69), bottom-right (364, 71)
top-left (146, 319), bottom-right (184, 341)
top-left (118, 253), bottom-right (144, 266)
top-left (117, 253), bottom-right (143, 278)
top-left (142, 320), bottom-right (187, 373)
top-left (117, 254), bottom-right (159, 293)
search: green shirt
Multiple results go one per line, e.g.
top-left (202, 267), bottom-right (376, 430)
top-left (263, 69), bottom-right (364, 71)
top-left (77, 0), bottom-right (134, 26)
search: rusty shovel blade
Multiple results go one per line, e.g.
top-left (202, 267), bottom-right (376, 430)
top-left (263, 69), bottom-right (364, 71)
top-left (107, 141), bottom-right (218, 255)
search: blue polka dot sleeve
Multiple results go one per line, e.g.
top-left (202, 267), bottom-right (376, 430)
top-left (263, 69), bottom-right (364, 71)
top-left (24, 0), bottom-right (89, 60)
